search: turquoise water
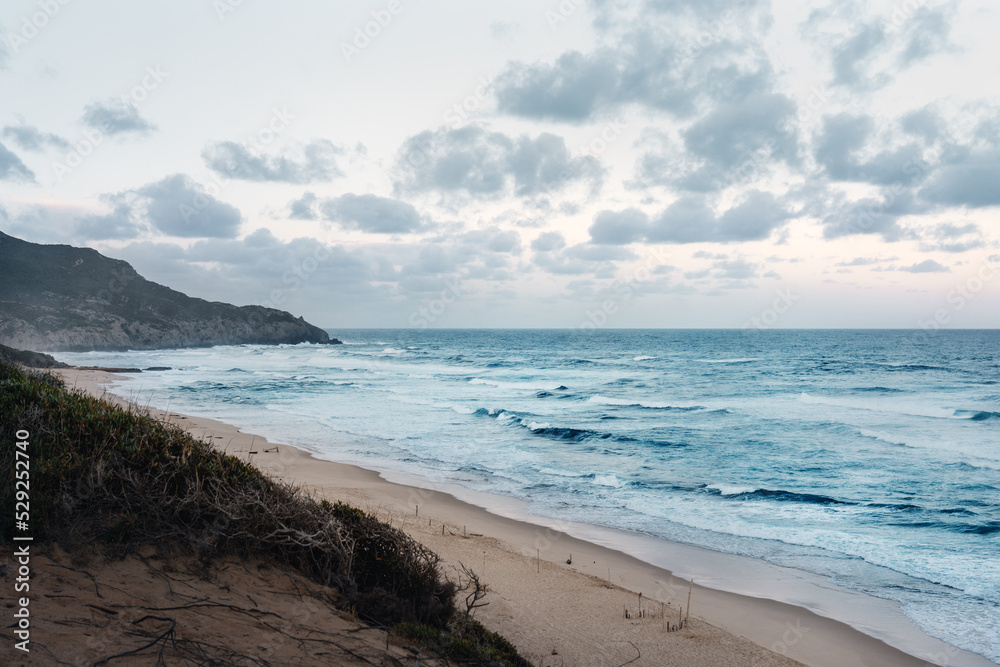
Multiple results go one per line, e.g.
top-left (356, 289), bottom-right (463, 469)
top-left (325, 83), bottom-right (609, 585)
top-left (61, 329), bottom-right (1000, 662)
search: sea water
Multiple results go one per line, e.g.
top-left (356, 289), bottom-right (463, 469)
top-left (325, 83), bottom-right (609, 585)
top-left (59, 329), bottom-right (1000, 662)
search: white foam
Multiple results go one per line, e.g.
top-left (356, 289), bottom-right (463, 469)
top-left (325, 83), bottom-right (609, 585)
top-left (593, 474), bottom-right (627, 488)
top-left (587, 395), bottom-right (687, 409)
top-left (707, 484), bottom-right (757, 496)
top-left (469, 377), bottom-right (564, 391)
top-left (633, 355), bottom-right (657, 361)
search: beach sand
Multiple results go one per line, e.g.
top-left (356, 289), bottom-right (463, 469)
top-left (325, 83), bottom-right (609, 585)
top-left (52, 368), bottom-right (996, 667)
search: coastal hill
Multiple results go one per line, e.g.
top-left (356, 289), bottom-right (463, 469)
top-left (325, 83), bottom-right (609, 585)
top-left (0, 231), bottom-right (338, 351)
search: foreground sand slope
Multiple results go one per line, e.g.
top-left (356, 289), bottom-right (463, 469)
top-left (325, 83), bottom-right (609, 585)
top-left (9, 546), bottom-right (449, 666)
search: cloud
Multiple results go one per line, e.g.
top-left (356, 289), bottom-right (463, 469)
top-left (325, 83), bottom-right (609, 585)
top-left (590, 191), bottom-right (795, 245)
top-left (320, 194), bottom-right (422, 234)
top-left (494, 16), bottom-right (776, 123)
top-left (494, 50), bottom-right (621, 122)
top-left (831, 23), bottom-right (887, 88)
top-left (1, 124), bottom-right (70, 151)
top-left (288, 192), bottom-right (319, 219)
top-left (203, 139), bottom-right (343, 184)
top-left (900, 259), bottom-right (949, 273)
top-left (395, 125), bottom-right (602, 198)
top-left (531, 231), bottom-right (567, 252)
top-left (712, 256), bottom-right (758, 280)
top-left (458, 228), bottom-right (522, 254)
top-left (82, 100), bottom-right (156, 135)
top-left (806, 3), bottom-right (958, 92)
top-left (0, 142), bottom-right (35, 181)
top-left (532, 231), bottom-right (635, 275)
top-left (136, 174), bottom-right (243, 238)
top-left (899, 5), bottom-right (957, 65)
top-left (109, 230), bottom-right (384, 315)
top-left (836, 257), bottom-right (896, 266)
top-left (919, 149), bottom-right (1000, 208)
top-left (820, 190), bottom-right (923, 241)
top-left (814, 113), bottom-right (928, 186)
top-left (74, 199), bottom-right (145, 240)
top-left (915, 222), bottom-right (984, 253)
top-left (672, 91), bottom-right (799, 190)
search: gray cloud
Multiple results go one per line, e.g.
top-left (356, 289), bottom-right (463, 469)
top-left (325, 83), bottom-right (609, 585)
top-left (203, 139), bottom-right (343, 184)
top-left (899, 5), bottom-right (956, 65)
top-left (74, 200), bottom-right (145, 240)
top-left (900, 259), bottom-right (949, 273)
top-left (0, 142), bottom-right (35, 181)
top-left (831, 23), bottom-right (887, 88)
top-left (916, 222), bottom-right (984, 253)
top-left (530, 231), bottom-right (633, 275)
top-left (82, 100), bottom-right (156, 135)
top-left (814, 113), bottom-right (928, 186)
top-left (320, 194), bottom-right (422, 234)
top-left (919, 149), bottom-right (1000, 208)
top-left (288, 192), bottom-right (319, 219)
top-left (459, 228), bottom-right (522, 254)
top-left (494, 50), bottom-right (621, 122)
top-left (531, 231), bottom-right (567, 251)
top-left (137, 174), bottom-right (243, 238)
top-left (672, 91), bottom-right (798, 190)
top-left (713, 256), bottom-right (758, 280)
top-left (820, 189), bottom-right (923, 241)
top-left (590, 191), bottom-right (795, 245)
top-left (109, 230), bottom-right (384, 320)
top-left (837, 257), bottom-right (896, 266)
top-left (807, 2), bottom-right (958, 92)
top-left (2, 124), bottom-right (70, 151)
top-left (395, 125), bottom-right (602, 198)
top-left (495, 19), bottom-right (776, 123)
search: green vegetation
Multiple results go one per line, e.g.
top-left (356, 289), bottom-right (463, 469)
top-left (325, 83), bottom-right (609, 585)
top-left (0, 343), bottom-right (68, 369)
top-left (0, 359), bottom-right (528, 665)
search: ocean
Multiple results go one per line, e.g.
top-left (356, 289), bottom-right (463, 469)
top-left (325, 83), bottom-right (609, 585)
top-left (59, 329), bottom-right (1000, 663)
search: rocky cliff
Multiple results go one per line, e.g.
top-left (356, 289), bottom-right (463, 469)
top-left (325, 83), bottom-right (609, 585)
top-left (0, 231), bottom-right (338, 352)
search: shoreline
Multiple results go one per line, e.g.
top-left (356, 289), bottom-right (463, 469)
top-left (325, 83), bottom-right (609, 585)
top-left (56, 367), bottom-right (995, 667)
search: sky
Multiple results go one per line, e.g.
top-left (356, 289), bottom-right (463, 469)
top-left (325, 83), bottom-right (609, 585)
top-left (1, 0), bottom-right (999, 329)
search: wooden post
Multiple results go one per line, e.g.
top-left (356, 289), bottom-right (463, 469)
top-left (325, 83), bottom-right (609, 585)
top-left (678, 606), bottom-right (682, 630)
top-left (686, 580), bottom-right (692, 626)
top-left (638, 592), bottom-right (642, 617)
top-left (415, 505), bottom-right (418, 516)
top-left (661, 601), bottom-right (665, 631)
top-left (536, 549), bottom-right (540, 573)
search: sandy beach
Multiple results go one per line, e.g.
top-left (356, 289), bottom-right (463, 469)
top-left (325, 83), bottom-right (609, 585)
top-left (54, 368), bottom-right (996, 667)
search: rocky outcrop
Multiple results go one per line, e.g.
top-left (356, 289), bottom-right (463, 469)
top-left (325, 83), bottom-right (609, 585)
top-left (0, 231), bottom-right (340, 352)
top-left (0, 343), bottom-right (70, 368)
